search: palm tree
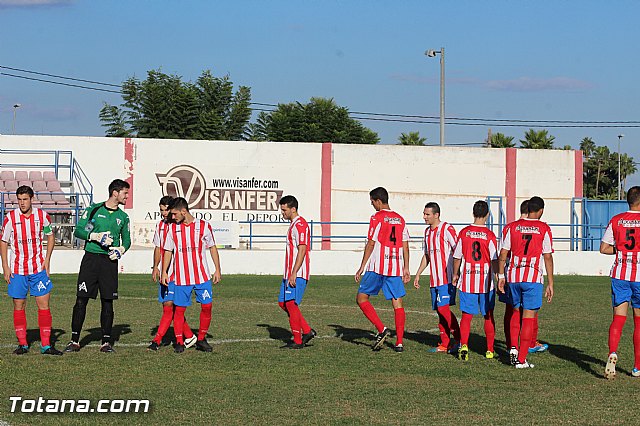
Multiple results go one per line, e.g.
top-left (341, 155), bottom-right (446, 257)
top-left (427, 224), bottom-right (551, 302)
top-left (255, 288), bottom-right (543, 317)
top-left (593, 146), bottom-right (611, 197)
top-left (489, 132), bottom-right (515, 148)
top-left (580, 137), bottom-right (596, 158)
top-left (520, 129), bottom-right (555, 149)
top-left (398, 131), bottom-right (427, 146)
top-left (620, 153), bottom-right (637, 194)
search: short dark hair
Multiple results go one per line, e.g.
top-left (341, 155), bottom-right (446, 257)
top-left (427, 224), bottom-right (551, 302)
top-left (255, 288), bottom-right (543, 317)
top-left (108, 179), bottom-right (130, 197)
top-left (279, 195), bottom-right (298, 210)
top-left (528, 196), bottom-right (545, 213)
top-left (169, 197), bottom-right (189, 212)
top-left (16, 185), bottom-right (34, 198)
top-left (425, 202), bottom-right (440, 215)
top-left (627, 186), bottom-right (640, 207)
top-left (520, 200), bottom-right (529, 215)
top-left (159, 195), bottom-right (174, 207)
top-left (369, 187), bottom-right (389, 204)
top-left (473, 200), bottom-right (489, 218)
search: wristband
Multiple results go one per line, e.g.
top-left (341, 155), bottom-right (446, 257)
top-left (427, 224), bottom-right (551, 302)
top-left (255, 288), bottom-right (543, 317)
top-left (497, 274), bottom-right (505, 279)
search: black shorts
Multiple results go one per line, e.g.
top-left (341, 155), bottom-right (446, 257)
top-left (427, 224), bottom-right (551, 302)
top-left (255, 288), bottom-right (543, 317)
top-left (77, 252), bottom-right (119, 300)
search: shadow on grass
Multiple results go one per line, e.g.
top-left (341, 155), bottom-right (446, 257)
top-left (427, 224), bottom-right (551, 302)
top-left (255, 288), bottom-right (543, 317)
top-left (547, 343), bottom-right (614, 378)
top-left (148, 325), bottom-right (207, 346)
top-left (25, 328), bottom-right (65, 347)
top-left (79, 324), bottom-right (132, 347)
top-left (327, 324), bottom-right (375, 347)
top-left (256, 323), bottom-right (292, 343)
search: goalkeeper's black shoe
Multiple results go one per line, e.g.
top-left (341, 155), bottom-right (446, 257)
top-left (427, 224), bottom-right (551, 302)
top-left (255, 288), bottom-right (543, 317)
top-left (41, 345), bottom-right (63, 356)
top-left (147, 341), bottom-right (160, 351)
top-left (13, 345), bottom-right (29, 355)
top-left (64, 341), bottom-right (80, 352)
top-left (302, 329), bottom-right (317, 346)
top-left (99, 343), bottom-right (115, 353)
top-left (196, 339), bottom-right (213, 352)
top-left (174, 343), bottom-right (185, 354)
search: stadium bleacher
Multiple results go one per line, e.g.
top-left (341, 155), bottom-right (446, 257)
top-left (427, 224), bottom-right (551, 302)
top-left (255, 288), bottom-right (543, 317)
top-left (0, 169), bottom-right (71, 212)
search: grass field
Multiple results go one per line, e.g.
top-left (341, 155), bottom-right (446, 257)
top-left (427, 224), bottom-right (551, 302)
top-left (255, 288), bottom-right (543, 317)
top-left (1, 274), bottom-right (640, 425)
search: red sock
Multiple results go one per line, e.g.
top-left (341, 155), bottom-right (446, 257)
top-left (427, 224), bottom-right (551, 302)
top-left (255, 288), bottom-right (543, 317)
top-left (13, 309), bottom-right (27, 346)
top-left (634, 317), bottom-right (640, 370)
top-left (153, 305), bottom-right (174, 344)
top-left (198, 303), bottom-right (212, 341)
top-left (394, 308), bottom-right (405, 345)
top-left (183, 319), bottom-right (194, 339)
top-left (173, 306), bottom-right (186, 345)
top-left (518, 318), bottom-right (534, 364)
top-left (278, 302), bottom-right (288, 315)
top-left (484, 311), bottom-right (495, 353)
top-left (285, 300), bottom-right (303, 344)
top-left (509, 308), bottom-right (521, 348)
top-left (530, 315), bottom-right (540, 348)
top-left (609, 314), bottom-right (627, 354)
top-left (359, 301), bottom-right (385, 333)
top-left (460, 313), bottom-right (473, 346)
top-left (450, 311), bottom-right (461, 341)
top-left (38, 309), bottom-right (52, 347)
top-left (504, 304), bottom-right (514, 348)
top-left (299, 313), bottom-right (311, 335)
top-left (436, 305), bottom-right (452, 347)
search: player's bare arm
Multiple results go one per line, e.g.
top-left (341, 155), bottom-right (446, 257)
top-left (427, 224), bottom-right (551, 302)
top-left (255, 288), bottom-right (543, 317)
top-left (289, 244), bottom-right (307, 287)
top-left (402, 241), bottom-right (410, 284)
top-left (0, 240), bottom-right (12, 283)
top-left (543, 253), bottom-right (554, 303)
top-left (44, 232), bottom-right (55, 276)
top-left (355, 239), bottom-right (375, 282)
top-left (452, 257), bottom-right (461, 285)
top-left (413, 253), bottom-right (429, 289)
top-left (497, 248), bottom-right (509, 294)
top-left (152, 246), bottom-right (161, 282)
top-left (209, 246), bottom-right (222, 284)
top-left (599, 241), bottom-right (616, 255)
top-left (161, 249), bottom-right (173, 286)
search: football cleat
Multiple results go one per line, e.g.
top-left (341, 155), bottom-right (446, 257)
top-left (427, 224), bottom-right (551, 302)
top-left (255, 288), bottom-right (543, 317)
top-left (147, 341), bottom-right (160, 351)
top-left (448, 340), bottom-right (461, 354)
top-left (41, 345), bottom-right (63, 356)
top-left (528, 341), bottom-right (549, 353)
top-left (13, 345), bottom-right (29, 355)
top-left (302, 329), bottom-right (317, 345)
top-left (515, 360), bottom-right (535, 369)
top-left (458, 344), bottom-right (469, 361)
top-left (485, 351), bottom-right (495, 359)
top-left (64, 341), bottom-right (80, 353)
top-left (372, 327), bottom-right (391, 351)
top-left (184, 335), bottom-right (198, 349)
top-left (394, 344), bottom-right (404, 353)
top-left (195, 339), bottom-right (213, 352)
top-left (99, 343), bottom-right (115, 353)
top-left (604, 352), bottom-right (618, 380)
top-left (509, 347), bottom-right (519, 366)
top-left (428, 344), bottom-right (449, 353)
top-left (632, 368), bottom-right (640, 377)
top-left (174, 343), bottom-right (185, 353)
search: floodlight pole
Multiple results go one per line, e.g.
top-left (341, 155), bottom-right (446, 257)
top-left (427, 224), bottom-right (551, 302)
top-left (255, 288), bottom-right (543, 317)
top-left (12, 103), bottom-right (21, 135)
top-left (425, 47), bottom-right (445, 146)
top-left (618, 134), bottom-right (624, 200)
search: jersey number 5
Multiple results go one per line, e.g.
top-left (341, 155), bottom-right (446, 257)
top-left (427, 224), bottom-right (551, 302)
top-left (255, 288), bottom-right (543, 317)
top-left (625, 229), bottom-right (636, 250)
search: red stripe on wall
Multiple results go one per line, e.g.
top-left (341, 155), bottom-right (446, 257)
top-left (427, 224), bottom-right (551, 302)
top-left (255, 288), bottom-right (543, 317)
top-left (321, 143), bottom-right (333, 250)
top-left (575, 150), bottom-right (584, 198)
top-left (505, 148), bottom-right (517, 223)
top-left (124, 138), bottom-right (134, 209)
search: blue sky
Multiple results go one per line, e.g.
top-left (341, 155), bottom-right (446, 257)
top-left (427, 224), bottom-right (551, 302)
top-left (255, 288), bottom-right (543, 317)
top-left (1, 0), bottom-right (639, 182)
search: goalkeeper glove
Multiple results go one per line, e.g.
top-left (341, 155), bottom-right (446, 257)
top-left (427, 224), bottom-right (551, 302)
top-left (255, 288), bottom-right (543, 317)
top-left (89, 232), bottom-right (113, 247)
top-left (108, 246), bottom-right (125, 261)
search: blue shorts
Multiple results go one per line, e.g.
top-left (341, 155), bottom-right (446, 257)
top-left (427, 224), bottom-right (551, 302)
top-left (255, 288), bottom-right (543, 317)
top-left (173, 281), bottom-right (214, 307)
top-left (158, 281), bottom-right (176, 303)
top-left (459, 290), bottom-right (496, 316)
top-left (430, 284), bottom-right (457, 310)
top-left (498, 284), bottom-right (513, 305)
top-left (278, 278), bottom-right (308, 305)
top-left (611, 278), bottom-right (640, 308)
top-left (358, 271), bottom-right (406, 300)
top-left (509, 282), bottom-right (542, 310)
top-left (8, 270), bottom-right (53, 299)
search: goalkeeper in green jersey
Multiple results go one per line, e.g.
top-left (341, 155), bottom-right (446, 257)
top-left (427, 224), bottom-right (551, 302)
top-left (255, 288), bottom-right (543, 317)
top-left (65, 179), bottom-right (131, 353)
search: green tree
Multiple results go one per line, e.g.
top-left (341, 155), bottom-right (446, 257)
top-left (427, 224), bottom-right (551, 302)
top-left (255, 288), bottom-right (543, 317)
top-left (256, 97), bottom-right (379, 144)
top-left (99, 69), bottom-right (252, 140)
top-left (398, 131), bottom-right (426, 146)
top-left (520, 129), bottom-right (555, 149)
top-left (489, 132), bottom-right (515, 148)
top-left (580, 137), bottom-right (596, 158)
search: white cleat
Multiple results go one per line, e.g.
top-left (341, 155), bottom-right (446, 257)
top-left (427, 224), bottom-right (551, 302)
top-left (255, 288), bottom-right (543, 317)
top-left (509, 347), bottom-right (519, 366)
top-left (604, 352), bottom-right (618, 380)
top-left (184, 335), bottom-right (198, 349)
top-left (515, 360), bottom-right (535, 369)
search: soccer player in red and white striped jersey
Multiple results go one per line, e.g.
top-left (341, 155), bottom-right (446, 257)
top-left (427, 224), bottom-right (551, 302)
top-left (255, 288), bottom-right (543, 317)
top-left (161, 197), bottom-right (221, 353)
top-left (413, 202), bottom-right (461, 353)
top-left (148, 196), bottom-right (195, 351)
top-left (498, 196), bottom-right (554, 369)
top-left (600, 186), bottom-right (640, 379)
top-left (355, 187), bottom-right (410, 352)
top-left (0, 185), bottom-right (62, 355)
top-left (452, 200), bottom-right (499, 361)
top-left (277, 195), bottom-right (315, 349)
